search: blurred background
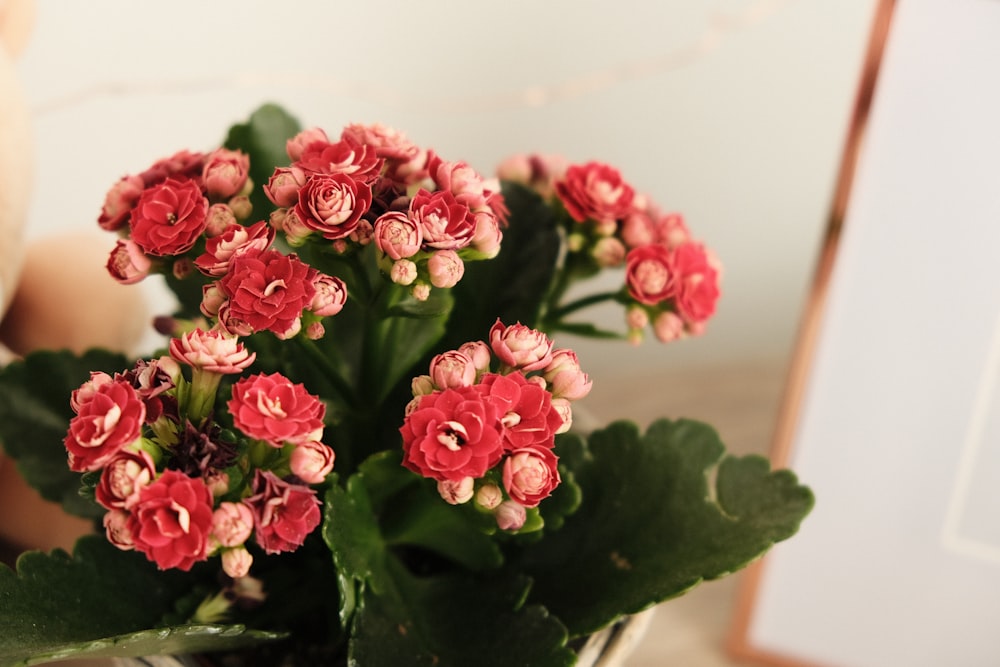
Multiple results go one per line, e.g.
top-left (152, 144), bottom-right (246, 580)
top-left (16, 0), bottom-right (878, 378)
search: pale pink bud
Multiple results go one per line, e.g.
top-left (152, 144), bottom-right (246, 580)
top-left (594, 219), bottom-right (618, 237)
top-left (228, 195), bottom-right (252, 221)
top-left (458, 341), bottom-right (491, 373)
top-left (212, 501), bottom-right (254, 547)
top-left (549, 369), bottom-right (592, 401)
top-left (404, 396), bottom-right (422, 416)
top-left (390, 259), bottom-right (418, 286)
top-left (567, 233), bottom-right (586, 252)
top-left (412, 283), bottom-right (431, 301)
top-left (202, 148), bottom-right (250, 199)
top-left (653, 311), bottom-right (685, 343)
top-left (311, 274), bottom-right (348, 317)
top-left (217, 303), bottom-right (254, 337)
top-left (264, 167), bottom-right (306, 208)
top-left (306, 322), bottom-right (326, 340)
top-left (286, 127), bottom-right (329, 161)
top-left (195, 220), bottom-right (275, 277)
top-left (495, 501), bottom-right (526, 531)
top-left (489, 320), bottom-right (553, 372)
top-left (201, 283), bottom-right (227, 318)
top-left (103, 509), bottom-right (135, 550)
top-left (204, 469), bottom-right (230, 496)
top-left (282, 209), bottom-right (312, 246)
top-left (626, 306), bottom-right (649, 330)
top-left (621, 210), bottom-right (657, 249)
top-left (169, 328), bottom-right (256, 374)
top-left (71, 371), bottom-right (114, 413)
top-left (106, 239), bottom-right (152, 285)
top-left (495, 154), bottom-right (533, 184)
top-left (290, 440), bottom-right (336, 484)
top-left (471, 212), bottom-right (502, 258)
top-left (592, 236), bottom-right (626, 267)
top-left (551, 398), bottom-right (573, 434)
top-left (427, 250), bottom-right (464, 289)
top-left (374, 211), bottom-right (422, 260)
top-left (269, 207), bottom-right (290, 232)
top-left (204, 203), bottom-right (238, 237)
top-left (222, 547), bottom-right (253, 578)
top-left (437, 477), bottom-right (475, 505)
top-left (542, 348), bottom-right (583, 380)
top-left (656, 213), bottom-right (690, 249)
top-left (429, 350), bottom-right (477, 389)
top-left (502, 447), bottom-right (560, 508)
top-left (475, 483), bottom-right (503, 510)
top-left (351, 220), bottom-right (374, 246)
top-left (687, 319), bottom-right (707, 337)
top-left (411, 374), bottom-right (434, 397)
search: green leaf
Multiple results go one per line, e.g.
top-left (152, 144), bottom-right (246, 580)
top-left (517, 419), bottom-right (814, 636)
top-left (349, 560), bottom-right (575, 667)
top-left (0, 349), bottom-right (129, 519)
top-left (223, 103), bottom-right (302, 221)
top-left (0, 536), bottom-right (281, 666)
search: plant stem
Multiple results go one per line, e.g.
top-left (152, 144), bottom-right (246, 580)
top-left (546, 291), bottom-right (623, 322)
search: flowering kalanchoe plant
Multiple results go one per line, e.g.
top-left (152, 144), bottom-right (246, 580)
top-left (0, 105), bottom-right (812, 667)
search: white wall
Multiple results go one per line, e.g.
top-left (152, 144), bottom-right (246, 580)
top-left (15, 0), bottom-right (878, 376)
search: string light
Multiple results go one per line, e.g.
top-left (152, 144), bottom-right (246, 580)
top-left (32, 0), bottom-right (794, 117)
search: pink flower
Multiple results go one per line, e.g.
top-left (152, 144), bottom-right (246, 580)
top-left (264, 166), bottom-right (308, 208)
top-left (656, 213), bottom-right (690, 248)
top-left (310, 273), bottom-right (348, 317)
top-left (653, 311), bottom-right (685, 343)
top-left (98, 174), bottom-right (144, 231)
top-left (205, 203), bottom-right (238, 237)
top-left (229, 372), bottom-right (325, 447)
top-left (294, 172), bottom-right (372, 241)
top-left (219, 249), bottom-right (318, 337)
top-left (471, 211), bottom-right (503, 258)
top-left (103, 509), bottom-right (135, 550)
top-left (201, 148), bottom-right (250, 199)
top-left (244, 470), bottom-right (321, 555)
top-left (390, 259), bottom-right (418, 286)
top-left (129, 177), bottom-right (209, 256)
top-left (201, 283), bottom-right (226, 319)
top-left (341, 122), bottom-right (421, 162)
top-left (169, 328), bottom-right (256, 374)
top-left (554, 161), bottom-right (635, 224)
top-left (625, 244), bottom-right (675, 306)
top-left (495, 500), bottom-right (526, 531)
top-left (458, 341), bottom-right (491, 373)
top-left (429, 350), bottom-right (477, 389)
top-left (430, 157), bottom-right (489, 211)
top-left (286, 127), bottom-right (330, 161)
top-left (65, 381), bottom-right (146, 472)
top-left (400, 385), bottom-right (505, 482)
top-left (542, 349), bottom-right (592, 401)
top-left (211, 501), bottom-right (254, 548)
top-left (427, 250), bottom-right (464, 289)
top-left (409, 189), bottom-right (476, 251)
top-left (479, 372), bottom-right (563, 451)
top-left (222, 547), bottom-right (253, 578)
top-left (195, 221), bottom-right (275, 277)
top-left (475, 483), bottom-right (503, 510)
top-left (139, 150), bottom-right (205, 187)
top-left (502, 446), bottom-right (560, 507)
top-left (592, 237), bottom-right (626, 268)
top-left (289, 440), bottom-right (336, 484)
top-left (437, 477), bottom-right (475, 505)
top-left (550, 398), bottom-right (573, 434)
top-left (671, 242), bottom-right (721, 324)
top-left (373, 211), bottom-right (422, 260)
top-left (488, 320), bottom-right (553, 372)
top-left (70, 371), bottom-right (114, 413)
top-left (95, 449), bottom-right (157, 510)
top-left (127, 470), bottom-right (214, 571)
top-left (296, 136), bottom-right (383, 184)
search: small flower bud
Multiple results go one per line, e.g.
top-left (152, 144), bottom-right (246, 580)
top-left (437, 477), bottom-right (475, 505)
top-left (653, 311), bottom-right (684, 343)
top-left (391, 259), bottom-right (418, 286)
top-left (222, 547), bottom-right (253, 579)
top-left (475, 483), bottom-right (503, 511)
top-left (228, 195), bottom-right (252, 221)
top-left (495, 501), bottom-right (527, 531)
top-left (411, 283), bottom-right (431, 301)
top-left (289, 441), bottom-right (336, 484)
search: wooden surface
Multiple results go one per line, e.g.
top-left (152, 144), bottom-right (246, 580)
top-left (580, 358), bottom-right (789, 666)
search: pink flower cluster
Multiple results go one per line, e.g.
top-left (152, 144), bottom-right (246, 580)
top-left (497, 156), bottom-right (722, 343)
top-left (69, 328), bottom-right (333, 576)
top-left (400, 320), bottom-right (591, 531)
top-left (265, 124), bottom-right (506, 300)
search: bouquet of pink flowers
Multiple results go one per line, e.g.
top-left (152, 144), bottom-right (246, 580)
top-left (0, 105), bottom-right (812, 667)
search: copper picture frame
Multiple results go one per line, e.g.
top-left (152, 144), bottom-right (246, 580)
top-left (728, 0), bottom-right (1000, 664)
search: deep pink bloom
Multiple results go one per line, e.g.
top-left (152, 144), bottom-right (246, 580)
top-left (70, 371), bottom-right (114, 413)
top-left (95, 448), bottom-right (157, 510)
top-left (479, 372), bottom-right (562, 451)
top-left (169, 328), bottom-right (256, 374)
top-left (219, 249), bottom-right (317, 337)
top-left (228, 372), bottom-right (325, 447)
top-left (129, 177), bottom-right (209, 256)
top-left (106, 239), bottom-right (152, 285)
top-left (671, 242), bottom-right (721, 324)
top-left (400, 385), bottom-right (505, 482)
top-left (429, 350), bottom-right (477, 390)
top-left (211, 501), bottom-right (254, 548)
top-left (295, 136), bottom-right (383, 184)
top-left (127, 470), bottom-right (214, 571)
top-left (194, 220), bottom-right (275, 277)
top-left (373, 211), bottom-right (422, 260)
top-left (341, 122), bottom-right (421, 162)
top-left (65, 380), bottom-right (146, 472)
top-left (244, 470), bottom-right (321, 555)
top-left (488, 320), bottom-right (553, 372)
top-left (409, 189), bottom-right (476, 251)
top-left (138, 150), bottom-right (206, 187)
top-left (502, 445), bottom-right (561, 507)
top-left (294, 172), bottom-right (372, 241)
top-left (625, 244), bottom-right (675, 306)
top-left (555, 161), bottom-right (635, 224)
top-left (201, 148), bottom-right (250, 199)
top-left (309, 273), bottom-right (348, 317)
top-left (98, 174), bottom-right (144, 231)
top-left (286, 127), bottom-right (330, 161)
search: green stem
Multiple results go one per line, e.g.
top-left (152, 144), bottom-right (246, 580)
top-left (547, 291), bottom-right (623, 322)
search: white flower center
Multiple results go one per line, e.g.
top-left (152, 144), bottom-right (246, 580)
top-left (436, 421), bottom-right (469, 452)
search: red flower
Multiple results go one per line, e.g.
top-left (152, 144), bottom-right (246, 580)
top-left (554, 161), bottom-right (635, 224)
top-left (502, 445), bottom-right (561, 508)
top-left (129, 178), bottom-right (209, 256)
top-left (295, 135), bottom-right (383, 184)
top-left (625, 244), bottom-right (675, 306)
top-left (479, 372), bottom-right (562, 451)
top-left (294, 172), bottom-right (372, 241)
top-left (400, 385), bottom-right (505, 482)
top-left (127, 470), bottom-right (214, 571)
top-left (244, 470), bottom-right (321, 555)
top-left (228, 372), bottom-right (325, 447)
top-left (219, 248), bottom-right (317, 337)
top-left (65, 380), bottom-right (146, 472)
top-left (194, 220), bottom-right (275, 277)
top-left (409, 189), bottom-right (476, 251)
top-left (671, 242), bottom-right (721, 324)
